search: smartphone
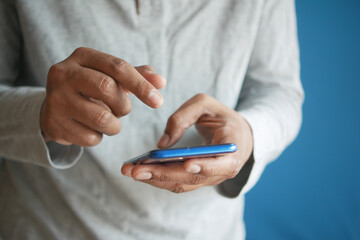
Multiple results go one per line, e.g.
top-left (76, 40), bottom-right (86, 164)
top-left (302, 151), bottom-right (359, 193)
top-left (125, 143), bottom-right (237, 164)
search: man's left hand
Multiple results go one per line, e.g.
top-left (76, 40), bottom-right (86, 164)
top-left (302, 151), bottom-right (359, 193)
top-left (121, 94), bottom-right (253, 193)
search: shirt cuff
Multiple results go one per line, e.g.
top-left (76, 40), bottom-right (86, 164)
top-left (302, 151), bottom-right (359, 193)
top-left (25, 90), bottom-right (84, 169)
top-left (216, 109), bottom-right (280, 198)
top-left (0, 87), bottom-right (83, 169)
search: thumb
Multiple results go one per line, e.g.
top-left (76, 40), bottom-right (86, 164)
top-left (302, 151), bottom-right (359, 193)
top-left (157, 94), bottom-right (215, 148)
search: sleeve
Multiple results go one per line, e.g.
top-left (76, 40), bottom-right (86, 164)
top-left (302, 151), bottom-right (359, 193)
top-left (217, 0), bottom-right (304, 198)
top-left (0, 0), bottom-right (83, 169)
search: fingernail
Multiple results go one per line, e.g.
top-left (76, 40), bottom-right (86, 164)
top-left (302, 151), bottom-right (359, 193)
top-left (135, 172), bottom-right (152, 180)
top-left (186, 165), bottom-right (201, 174)
top-left (148, 90), bottom-right (163, 107)
top-left (158, 133), bottom-right (170, 147)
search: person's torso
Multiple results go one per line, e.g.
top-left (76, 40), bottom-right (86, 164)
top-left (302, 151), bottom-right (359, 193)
top-left (1, 0), bottom-right (264, 239)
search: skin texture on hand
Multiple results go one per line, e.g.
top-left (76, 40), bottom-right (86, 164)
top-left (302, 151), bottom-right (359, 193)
top-left (121, 94), bottom-right (254, 194)
top-left (40, 47), bottom-right (166, 147)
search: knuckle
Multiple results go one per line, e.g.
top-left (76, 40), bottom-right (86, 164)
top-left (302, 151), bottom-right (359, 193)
top-left (48, 64), bottom-right (66, 81)
top-left (94, 110), bottom-right (113, 128)
top-left (72, 47), bottom-right (87, 58)
top-left (112, 58), bottom-right (128, 73)
top-left (48, 64), bottom-right (59, 75)
top-left (171, 183), bottom-right (186, 194)
top-left (194, 93), bottom-right (209, 102)
top-left (83, 133), bottom-right (102, 147)
top-left (135, 80), bottom-right (151, 95)
top-left (99, 76), bottom-right (116, 96)
top-left (189, 174), bottom-right (206, 185)
top-left (118, 100), bottom-right (132, 116)
top-left (107, 119), bottom-right (122, 136)
top-left (158, 173), bottom-right (171, 182)
top-left (168, 113), bottom-right (183, 128)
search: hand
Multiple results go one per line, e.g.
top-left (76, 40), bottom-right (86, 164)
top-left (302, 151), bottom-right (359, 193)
top-left (40, 47), bottom-right (166, 147)
top-left (121, 94), bottom-right (253, 193)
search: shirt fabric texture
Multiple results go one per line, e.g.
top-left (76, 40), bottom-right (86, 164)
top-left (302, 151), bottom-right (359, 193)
top-left (0, 0), bottom-right (303, 239)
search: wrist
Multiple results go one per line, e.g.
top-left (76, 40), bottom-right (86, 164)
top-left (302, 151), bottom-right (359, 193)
top-left (40, 99), bottom-right (52, 142)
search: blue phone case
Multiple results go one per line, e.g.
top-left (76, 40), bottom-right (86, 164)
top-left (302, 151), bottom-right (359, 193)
top-left (125, 143), bottom-right (237, 164)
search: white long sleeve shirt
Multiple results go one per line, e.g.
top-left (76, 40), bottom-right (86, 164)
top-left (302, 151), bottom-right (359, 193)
top-left (0, 0), bottom-right (303, 239)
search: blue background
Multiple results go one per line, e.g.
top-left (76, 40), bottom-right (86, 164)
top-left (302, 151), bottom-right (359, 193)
top-left (244, 0), bottom-right (360, 239)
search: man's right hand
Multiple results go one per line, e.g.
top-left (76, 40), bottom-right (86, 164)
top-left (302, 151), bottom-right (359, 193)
top-left (40, 47), bottom-right (166, 147)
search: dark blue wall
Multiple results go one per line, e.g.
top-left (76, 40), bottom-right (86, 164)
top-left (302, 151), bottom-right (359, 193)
top-left (244, 0), bottom-right (360, 239)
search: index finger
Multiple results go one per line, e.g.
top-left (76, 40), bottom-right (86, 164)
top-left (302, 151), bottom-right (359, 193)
top-left (71, 47), bottom-right (163, 108)
top-left (182, 155), bottom-right (242, 179)
top-left (122, 162), bottom-right (209, 185)
top-left (157, 94), bottom-right (218, 148)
